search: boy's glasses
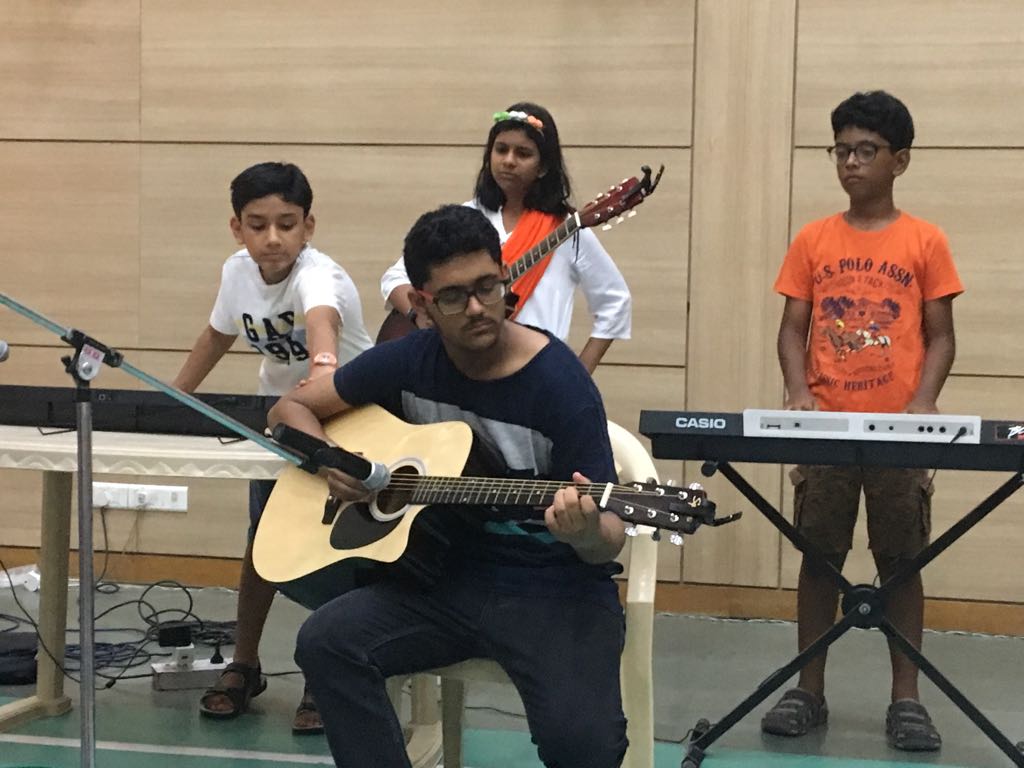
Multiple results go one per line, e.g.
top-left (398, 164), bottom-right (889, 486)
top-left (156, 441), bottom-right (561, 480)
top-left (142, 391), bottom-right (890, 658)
top-left (826, 141), bottom-right (891, 165)
top-left (418, 279), bottom-right (509, 316)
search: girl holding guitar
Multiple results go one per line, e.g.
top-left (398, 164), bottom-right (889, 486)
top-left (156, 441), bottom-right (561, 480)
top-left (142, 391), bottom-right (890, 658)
top-left (379, 102), bottom-right (632, 373)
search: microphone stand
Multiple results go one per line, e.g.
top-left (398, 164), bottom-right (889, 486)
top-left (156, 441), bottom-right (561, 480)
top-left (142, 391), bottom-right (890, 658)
top-left (1, 292), bottom-right (303, 768)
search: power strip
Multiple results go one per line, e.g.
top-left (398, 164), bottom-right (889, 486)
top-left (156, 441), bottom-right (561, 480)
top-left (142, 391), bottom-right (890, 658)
top-left (151, 655), bottom-right (232, 691)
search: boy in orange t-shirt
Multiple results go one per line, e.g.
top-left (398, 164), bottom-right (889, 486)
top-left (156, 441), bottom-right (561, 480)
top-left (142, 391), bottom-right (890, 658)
top-left (763, 91), bottom-right (963, 751)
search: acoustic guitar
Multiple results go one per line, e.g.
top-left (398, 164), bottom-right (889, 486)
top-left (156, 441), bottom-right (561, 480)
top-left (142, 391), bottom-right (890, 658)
top-left (375, 164), bottom-right (664, 343)
top-left (252, 403), bottom-right (718, 584)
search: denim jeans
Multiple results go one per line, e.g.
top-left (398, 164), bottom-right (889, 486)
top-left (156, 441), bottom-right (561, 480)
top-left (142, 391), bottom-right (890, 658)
top-left (295, 569), bottom-right (628, 767)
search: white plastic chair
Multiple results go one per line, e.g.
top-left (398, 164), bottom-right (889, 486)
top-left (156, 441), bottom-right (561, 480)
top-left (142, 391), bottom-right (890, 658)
top-left (424, 420), bottom-right (660, 768)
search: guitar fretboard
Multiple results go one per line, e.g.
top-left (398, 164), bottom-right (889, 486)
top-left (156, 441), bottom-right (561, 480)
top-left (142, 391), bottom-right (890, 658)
top-left (398, 476), bottom-right (611, 508)
top-left (507, 213), bottom-right (582, 281)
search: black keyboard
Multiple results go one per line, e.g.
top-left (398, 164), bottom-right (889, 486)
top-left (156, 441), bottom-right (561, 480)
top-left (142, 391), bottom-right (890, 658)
top-left (0, 385), bottom-right (277, 438)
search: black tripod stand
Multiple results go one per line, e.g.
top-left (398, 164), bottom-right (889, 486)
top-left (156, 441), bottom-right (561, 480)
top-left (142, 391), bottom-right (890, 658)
top-left (680, 458), bottom-right (1024, 768)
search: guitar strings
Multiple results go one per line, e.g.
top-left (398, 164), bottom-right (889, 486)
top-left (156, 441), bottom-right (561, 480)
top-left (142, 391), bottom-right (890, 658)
top-left (354, 476), bottom-right (697, 500)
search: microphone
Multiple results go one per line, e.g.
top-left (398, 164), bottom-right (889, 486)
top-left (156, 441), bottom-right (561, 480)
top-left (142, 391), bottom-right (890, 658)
top-left (271, 422), bottom-right (391, 492)
top-left (0, 341), bottom-right (8, 363)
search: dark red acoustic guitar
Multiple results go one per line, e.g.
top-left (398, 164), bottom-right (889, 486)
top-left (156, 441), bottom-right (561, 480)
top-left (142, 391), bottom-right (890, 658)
top-left (375, 164), bottom-right (664, 343)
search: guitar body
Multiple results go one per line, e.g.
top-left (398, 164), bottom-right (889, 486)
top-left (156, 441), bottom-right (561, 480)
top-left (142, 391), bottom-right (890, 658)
top-left (253, 404), bottom-right (473, 583)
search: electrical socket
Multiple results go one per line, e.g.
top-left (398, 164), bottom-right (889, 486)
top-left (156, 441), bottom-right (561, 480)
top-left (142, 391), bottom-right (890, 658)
top-left (151, 655), bottom-right (232, 691)
top-left (92, 482), bottom-right (130, 509)
top-left (92, 481), bottom-right (188, 512)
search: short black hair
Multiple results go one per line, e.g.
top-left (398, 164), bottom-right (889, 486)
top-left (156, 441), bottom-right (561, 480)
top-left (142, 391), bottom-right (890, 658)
top-left (230, 162), bottom-right (313, 217)
top-left (474, 101), bottom-right (572, 216)
top-left (403, 205), bottom-right (502, 289)
top-left (831, 91), bottom-right (914, 150)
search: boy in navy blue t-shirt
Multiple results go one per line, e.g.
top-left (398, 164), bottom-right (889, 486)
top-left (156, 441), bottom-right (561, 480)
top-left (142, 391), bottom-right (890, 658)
top-left (269, 204), bottom-right (628, 768)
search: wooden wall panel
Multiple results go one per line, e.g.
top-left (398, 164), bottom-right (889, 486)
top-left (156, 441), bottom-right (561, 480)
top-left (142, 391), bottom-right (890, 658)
top-left (139, 144), bottom-right (480, 350)
top-left (140, 0), bottom-right (693, 146)
top-left (1, 469), bottom-right (250, 559)
top-left (3, 0), bottom-right (1021, 608)
top-left (796, 0), bottom-right (1024, 148)
top-left (0, 142), bottom-right (141, 348)
top-left (0, 346), bottom-right (260, 393)
top-left (780, 375), bottom-right (1024, 603)
top-left (568, 149), bottom-right (690, 367)
top-left (791, 149), bottom-right (1024, 377)
top-left (0, 1), bottom-right (140, 141)
top-left (140, 144), bottom-right (687, 366)
top-left (594, 364), bottom-right (686, 486)
top-left (593, 364), bottom-right (686, 582)
top-left (683, 0), bottom-right (797, 587)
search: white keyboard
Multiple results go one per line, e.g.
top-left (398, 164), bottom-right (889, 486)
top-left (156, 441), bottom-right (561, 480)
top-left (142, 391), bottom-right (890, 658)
top-left (742, 409), bottom-right (981, 444)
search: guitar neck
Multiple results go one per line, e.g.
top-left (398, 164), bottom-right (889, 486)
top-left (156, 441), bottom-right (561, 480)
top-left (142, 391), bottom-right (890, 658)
top-left (401, 475), bottom-right (612, 508)
top-left (506, 212), bottom-right (582, 282)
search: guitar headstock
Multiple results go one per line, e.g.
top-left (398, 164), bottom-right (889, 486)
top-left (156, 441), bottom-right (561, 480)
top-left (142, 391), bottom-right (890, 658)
top-left (578, 164), bottom-right (665, 231)
top-left (602, 480), bottom-right (739, 545)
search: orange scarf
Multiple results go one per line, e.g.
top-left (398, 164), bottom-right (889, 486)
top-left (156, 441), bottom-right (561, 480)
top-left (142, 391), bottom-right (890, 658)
top-left (501, 209), bottom-right (564, 319)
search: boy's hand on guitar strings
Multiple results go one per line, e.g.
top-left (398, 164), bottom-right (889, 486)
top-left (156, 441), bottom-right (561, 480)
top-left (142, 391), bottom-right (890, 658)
top-left (544, 471), bottom-right (602, 549)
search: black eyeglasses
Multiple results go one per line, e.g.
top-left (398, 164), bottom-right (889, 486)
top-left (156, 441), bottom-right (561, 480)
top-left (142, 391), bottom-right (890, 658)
top-left (418, 278), bottom-right (509, 316)
top-left (826, 141), bottom-right (892, 165)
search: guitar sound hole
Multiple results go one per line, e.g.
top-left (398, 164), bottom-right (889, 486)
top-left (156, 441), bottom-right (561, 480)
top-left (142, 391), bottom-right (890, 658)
top-left (374, 464), bottom-right (420, 517)
top-left (329, 465), bottom-right (422, 551)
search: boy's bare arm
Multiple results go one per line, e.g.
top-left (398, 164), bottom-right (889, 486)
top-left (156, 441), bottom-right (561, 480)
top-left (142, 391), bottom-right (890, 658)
top-left (777, 297), bottom-right (816, 409)
top-left (906, 296), bottom-right (956, 413)
top-left (577, 337), bottom-right (613, 374)
top-left (303, 305), bottom-right (341, 383)
top-left (172, 325), bottom-right (237, 393)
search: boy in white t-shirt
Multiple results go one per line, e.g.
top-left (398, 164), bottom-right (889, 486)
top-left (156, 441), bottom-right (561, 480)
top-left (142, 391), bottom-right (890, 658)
top-left (172, 162), bottom-right (372, 733)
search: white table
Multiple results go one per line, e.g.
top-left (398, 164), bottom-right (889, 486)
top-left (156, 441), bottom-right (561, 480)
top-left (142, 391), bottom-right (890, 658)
top-left (0, 425), bottom-right (285, 732)
top-left (0, 425), bottom-right (443, 767)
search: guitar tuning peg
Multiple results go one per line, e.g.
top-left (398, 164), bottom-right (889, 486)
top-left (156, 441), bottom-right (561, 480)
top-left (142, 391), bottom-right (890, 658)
top-left (615, 215), bottom-right (625, 225)
top-left (670, 532), bottom-right (684, 547)
top-left (627, 210), bottom-right (637, 218)
top-left (624, 525), bottom-right (638, 537)
top-left (601, 223), bottom-right (613, 231)
top-left (663, 478), bottom-right (675, 486)
top-left (650, 529), bottom-right (661, 542)
top-left (688, 482), bottom-right (704, 491)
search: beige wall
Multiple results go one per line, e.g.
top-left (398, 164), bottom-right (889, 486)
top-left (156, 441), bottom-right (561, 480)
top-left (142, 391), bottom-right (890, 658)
top-left (2, 1), bottom-right (1022, 607)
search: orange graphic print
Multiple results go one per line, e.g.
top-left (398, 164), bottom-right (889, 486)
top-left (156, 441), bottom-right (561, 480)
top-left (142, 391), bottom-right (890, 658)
top-left (820, 296), bottom-right (898, 361)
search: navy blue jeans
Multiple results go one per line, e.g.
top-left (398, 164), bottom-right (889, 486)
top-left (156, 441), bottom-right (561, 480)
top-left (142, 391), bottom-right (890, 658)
top-left (295, 568), bottom-right (628, 768)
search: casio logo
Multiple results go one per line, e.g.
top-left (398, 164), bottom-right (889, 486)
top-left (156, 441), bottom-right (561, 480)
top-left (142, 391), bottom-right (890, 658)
top-left (675, 417), bottom-right (727, 430)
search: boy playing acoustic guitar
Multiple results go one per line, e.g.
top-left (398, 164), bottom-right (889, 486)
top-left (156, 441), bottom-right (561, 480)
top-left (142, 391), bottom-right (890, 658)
top-left (269, 203), bottom-right (629, 768)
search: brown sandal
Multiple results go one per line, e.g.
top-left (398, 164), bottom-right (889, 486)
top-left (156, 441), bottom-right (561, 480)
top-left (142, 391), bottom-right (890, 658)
top-left (198, 661), bottom-right (267, 719)
top-left (292, 685), bottom-right (324, 735)
top-left (886, 699), bottom-right (941, 751)
top-left (761, 688), bottom-right (828, 737)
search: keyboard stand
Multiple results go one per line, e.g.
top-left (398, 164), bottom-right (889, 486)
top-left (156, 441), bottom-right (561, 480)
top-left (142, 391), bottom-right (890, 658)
top-left (679, 458), bottom-right (1024, 768)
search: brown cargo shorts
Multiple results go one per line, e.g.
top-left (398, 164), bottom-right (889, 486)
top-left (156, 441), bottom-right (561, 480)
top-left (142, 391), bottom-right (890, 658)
top-left (790, 465), bottom-right (934, 557)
